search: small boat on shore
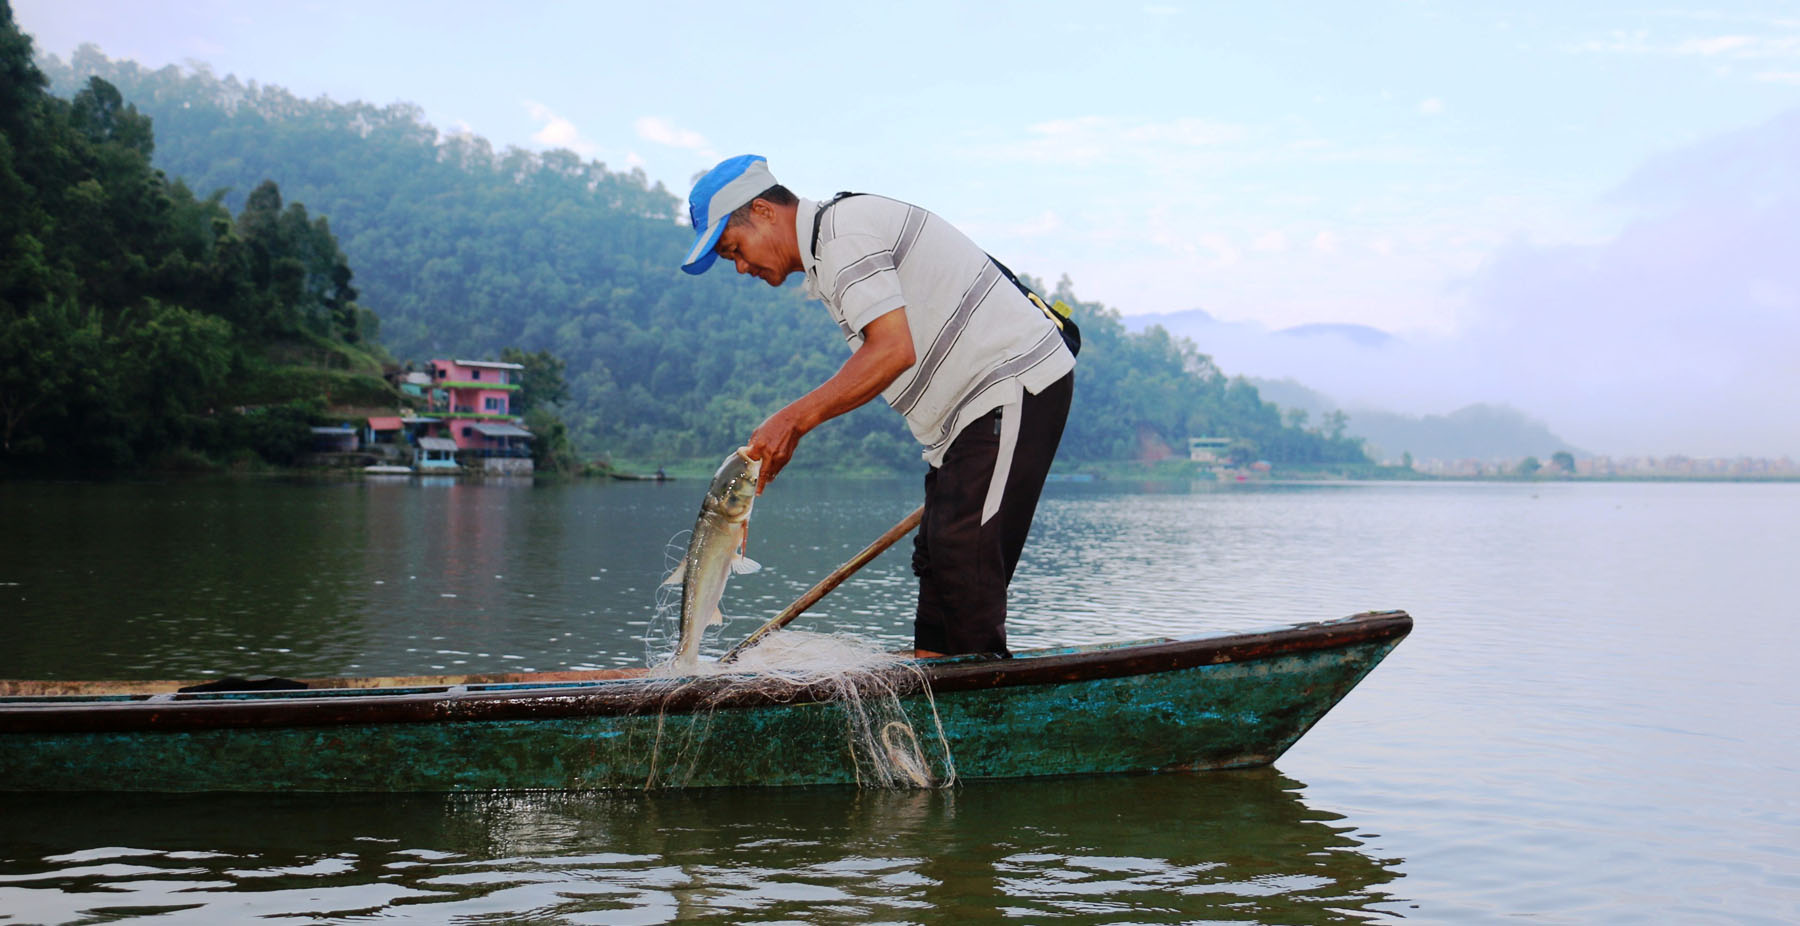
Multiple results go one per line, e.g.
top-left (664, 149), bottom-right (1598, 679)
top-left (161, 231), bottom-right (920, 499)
top-left (0, 611), bottom-right (1410, 792)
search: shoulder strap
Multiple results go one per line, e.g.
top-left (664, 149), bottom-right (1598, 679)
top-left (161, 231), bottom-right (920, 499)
top-left (989, 254), bottom-right (1071, 325)
top-left (991, 252), bottom-right (1080, 354)
top-left (810, 191), bottom-right (861, 259)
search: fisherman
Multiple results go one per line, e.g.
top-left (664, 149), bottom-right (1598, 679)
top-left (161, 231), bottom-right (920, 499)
top-left (680, 155), bottom-right (1076, 659)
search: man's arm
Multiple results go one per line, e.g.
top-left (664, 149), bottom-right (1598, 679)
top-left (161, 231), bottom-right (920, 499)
top-left (746, 307), bottom-right (916, 493)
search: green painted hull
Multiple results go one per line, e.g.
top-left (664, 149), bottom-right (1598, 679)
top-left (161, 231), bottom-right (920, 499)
top-left (0, 612), bottom-right (1409, 792)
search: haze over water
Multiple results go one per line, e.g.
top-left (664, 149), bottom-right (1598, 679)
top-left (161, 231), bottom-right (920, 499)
top-left (1, 476), bottom-right (1795, 923)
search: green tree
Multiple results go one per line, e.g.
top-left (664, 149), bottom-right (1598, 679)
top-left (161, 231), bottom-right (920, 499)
top-left (1320, 409), bottom-right (1350, 441)
top-left (0, 13), bottom-right (390, 471)
top-left (523, 407), bottom-right (581, 473)
top-left (214, 398), bottom-right (321, 466)
top-left (0, 299), bottom-right (103, 456)
top-left (0, 1), bottom-right (44, 143)
top-left (499, 346), bottom-right (568, 415)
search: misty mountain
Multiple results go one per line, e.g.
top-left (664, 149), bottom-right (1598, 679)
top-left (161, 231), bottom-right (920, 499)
top-left (1249, 378), bottom-right (1586, 462)
top-left (1126, 309), bottom-right (1399, 351)
top-left (1118, 308), bottom-right (1421, 418)
top-left (1122, 310), bottom-right (1586, 460)
top-left (1273, 323), bottom-right (1397, 349)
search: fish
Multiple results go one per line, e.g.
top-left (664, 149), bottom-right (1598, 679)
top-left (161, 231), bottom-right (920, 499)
top-left (661, 447), bottom-right (763, 669)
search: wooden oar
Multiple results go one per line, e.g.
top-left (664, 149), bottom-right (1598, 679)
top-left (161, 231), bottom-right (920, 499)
top-left (720, 504), bottom-right (924, 664)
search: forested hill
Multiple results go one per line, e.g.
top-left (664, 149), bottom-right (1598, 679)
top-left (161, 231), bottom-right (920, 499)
top-left (2, 6), bottom-right (393, 473)
top-left (38, 44), bottom-right (1369, 471)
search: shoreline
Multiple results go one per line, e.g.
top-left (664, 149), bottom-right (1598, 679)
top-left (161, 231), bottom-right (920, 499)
top-left (5, 458), bottom-right (1796, 486)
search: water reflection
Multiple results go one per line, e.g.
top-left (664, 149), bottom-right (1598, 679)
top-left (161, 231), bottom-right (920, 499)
top-left (0, 771), bottom-right (1403, 924)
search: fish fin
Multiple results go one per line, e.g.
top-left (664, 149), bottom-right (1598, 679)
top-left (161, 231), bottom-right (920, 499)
top-left (731, 554), bottom-right (761, 575)
top-left (661, 560), bottom-right (687, 586)
top-left (706, 605), bottom-right (725, 627)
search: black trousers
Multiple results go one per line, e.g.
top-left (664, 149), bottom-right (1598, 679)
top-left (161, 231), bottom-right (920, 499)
top-left (913, 372), bottom-right (1074, 656)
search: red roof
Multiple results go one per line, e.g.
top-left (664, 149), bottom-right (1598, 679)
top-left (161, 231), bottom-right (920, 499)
top-left (367, 416), bottom-right (404, 431)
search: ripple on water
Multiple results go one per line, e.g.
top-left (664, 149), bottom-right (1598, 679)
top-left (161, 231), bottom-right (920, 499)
top-left (0, 773), bottom-right (1407, 925)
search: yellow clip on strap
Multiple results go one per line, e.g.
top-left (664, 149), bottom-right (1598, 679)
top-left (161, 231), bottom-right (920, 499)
top-left (1027, 293), bottom-right (1073, 330)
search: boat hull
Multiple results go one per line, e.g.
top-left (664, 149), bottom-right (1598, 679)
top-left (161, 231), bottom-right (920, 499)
top-left (0, 612), bottom-right (1409, 792)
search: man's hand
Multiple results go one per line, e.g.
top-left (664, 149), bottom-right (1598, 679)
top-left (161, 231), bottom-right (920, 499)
top-left (742, 307), bottom-right (916, 495)
top-left (747, 406), bottom-right (807, 494)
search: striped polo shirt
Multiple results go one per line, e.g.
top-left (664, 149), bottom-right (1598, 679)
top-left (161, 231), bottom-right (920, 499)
top-left (796, 195), bottom-right (1076, 466)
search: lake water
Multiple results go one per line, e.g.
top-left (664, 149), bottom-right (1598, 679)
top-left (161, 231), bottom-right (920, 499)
top-left (1, 476), bottom-right (1796, 924)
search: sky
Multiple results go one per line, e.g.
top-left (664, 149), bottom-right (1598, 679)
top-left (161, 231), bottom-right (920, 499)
top-left (14, 0), bottom-right (1800, 458)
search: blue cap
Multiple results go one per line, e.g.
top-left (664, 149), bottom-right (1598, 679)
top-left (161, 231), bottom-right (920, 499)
top-left (682, 154), bottom-right (778, 275)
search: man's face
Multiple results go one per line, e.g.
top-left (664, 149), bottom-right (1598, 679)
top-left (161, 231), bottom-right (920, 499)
top-left (714, 204), bottom-right (792, 287)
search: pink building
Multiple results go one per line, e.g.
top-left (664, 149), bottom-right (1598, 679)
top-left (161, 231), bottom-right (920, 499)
top-left (427, 359), bottom-right (534, 465)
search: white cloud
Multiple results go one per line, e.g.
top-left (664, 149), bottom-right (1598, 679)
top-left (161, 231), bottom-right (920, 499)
top-left (634, 116), bottom-right (705, 148)
top-left (1311, 230), bottom-right (1339, 254)
top-left (1678, 34), bottom-right (1800, 57)
top-left (1252, 230), bottom-right (1289, 252)
top-left (981, 115), bottom-right (1251, 168)
top-left (1280, 137), bottom-right (1431, 165)
top-left (632, 116), bottom-right (718, 168)
top-left (1012, 210), bottom-right (1063, 237)
top-left (962, 209), bottom-right (1066, 245)
top-left (522, 100), bottom-right (598, 157)
top-left (1122, 117), bottom-right (1248, 146)
top-left (1419, 97), bottom-right (1444, 116)
top-left (634, 116), bottom-right (719, 161)
top-left (1198, 232), bottom-right (1241, 266)
top-left (1579, 28), bottom-right (1800, 61)
top-left (1576, 29), bottom-right (1655, 54)
top-left (1678, 35), bottom-right (1757, 56)
top-left (186, 36), bottom-right (227, 58)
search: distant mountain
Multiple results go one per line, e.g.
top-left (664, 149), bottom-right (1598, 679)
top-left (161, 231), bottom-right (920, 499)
top-left (1122, 309), bottom-right (1580, 461)
top-left (1126, 310), bottom-right (1400, 350)
top-left (1125, 308), bottom-right (1226, 337)
top-left (1274, 323), bottom-right (1396, 349)
top-left (1247, 378), bottom-right (1341, 419)
top-left (1248, 378), bottom-right (1586, 462)
top-left (1120, 309), bottom-right (1410, 394)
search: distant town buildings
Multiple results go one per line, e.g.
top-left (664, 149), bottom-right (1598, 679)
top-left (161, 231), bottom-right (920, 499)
top-left (425, 359), bottom-right (534, 475)
top-left (308, 359), bottom-right (537, 474)
top-left (1406, 455), bottom-right (1798, 478)
top-left (1188, 437), bottom-right (1232, 466)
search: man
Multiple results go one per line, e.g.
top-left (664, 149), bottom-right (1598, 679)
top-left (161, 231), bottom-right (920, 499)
top-left (681, 154), bottom-right (1075, 658)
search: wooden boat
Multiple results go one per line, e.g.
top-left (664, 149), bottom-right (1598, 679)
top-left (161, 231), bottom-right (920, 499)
top-left (0, 610), bottom-right (1410, 792)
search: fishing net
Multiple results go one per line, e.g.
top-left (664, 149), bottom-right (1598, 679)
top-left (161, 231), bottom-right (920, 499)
top-left (643, 628), bottom-right (957, 790)
top-left (641, 530), bottom-right (699, 668)
top-left (640, 523), bottom-right (954, 789)
top-left (722, 630), bottom-right (957, 789)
